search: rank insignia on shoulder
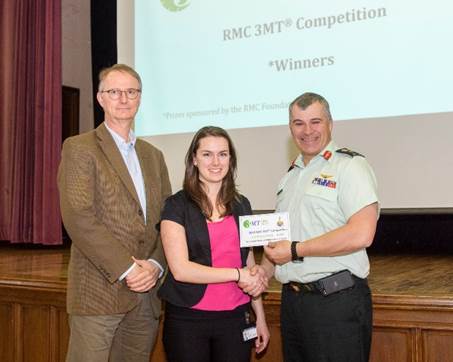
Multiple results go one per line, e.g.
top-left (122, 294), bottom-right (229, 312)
top-left (336, 148), bottom-right (364, 158)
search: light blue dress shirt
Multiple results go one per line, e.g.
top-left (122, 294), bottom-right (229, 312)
top-left (105, 123), bottom-right (163, 279)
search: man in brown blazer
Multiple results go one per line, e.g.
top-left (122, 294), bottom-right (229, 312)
top-left (58, 64), bottom-right (171, 362)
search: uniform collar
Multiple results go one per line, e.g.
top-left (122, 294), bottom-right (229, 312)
top-left (320, 141), bottom-right (337, 162)
top-left (293, 140), bottom-right (337, 168)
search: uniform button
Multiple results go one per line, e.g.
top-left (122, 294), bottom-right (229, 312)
top-left (138, 209), bottom-right (143, 216)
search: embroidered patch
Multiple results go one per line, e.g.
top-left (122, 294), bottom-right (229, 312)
top-left (312, 177), bottom-right (337, 189)
top-left (323, 150), bottom-right (332, 160)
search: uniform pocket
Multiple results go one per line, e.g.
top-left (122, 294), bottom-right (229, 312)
top-left (305, 184), bottom-right (337, 203)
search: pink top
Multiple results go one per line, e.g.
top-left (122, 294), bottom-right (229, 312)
top-left (192, 215), bottom-right (250, 311)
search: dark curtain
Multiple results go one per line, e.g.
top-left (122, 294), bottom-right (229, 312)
top-left (91, 0), bottom-right (117, 127)
top-left (0, 0), bottom-right (62, 244)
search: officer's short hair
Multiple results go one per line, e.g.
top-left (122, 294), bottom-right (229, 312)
top-left (289, 92), bottom-right (332, 121)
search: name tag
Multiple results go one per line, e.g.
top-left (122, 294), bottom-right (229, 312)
top-left (242, 326), bottom-right (257, 342)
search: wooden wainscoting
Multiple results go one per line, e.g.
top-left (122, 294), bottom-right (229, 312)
top-left (2, 248), bottom-right (453, 361)
top-left (0, 248), bottom-right (69, 362)
top-left (369, 254), bottom-right (453, 362)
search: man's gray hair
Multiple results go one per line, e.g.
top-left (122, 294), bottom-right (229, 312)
top-left (98, 64), bottom-right (142, 91)
top-left (289, 92), bottom-right (332, 121)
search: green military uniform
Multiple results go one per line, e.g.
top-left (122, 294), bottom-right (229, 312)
top-left (275, 140), bottom-right (378, 284)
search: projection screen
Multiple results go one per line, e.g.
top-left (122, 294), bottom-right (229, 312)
top-left (118, 0), bottom-right (453, 211)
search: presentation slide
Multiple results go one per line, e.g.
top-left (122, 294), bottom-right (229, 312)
top-left (134, 0), bottom-right (453, 136)
top-left (119, 0), bottom-right (453, 210)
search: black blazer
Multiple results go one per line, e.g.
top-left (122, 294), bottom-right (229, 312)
top-left (158, 190), bottom-right (252, 307)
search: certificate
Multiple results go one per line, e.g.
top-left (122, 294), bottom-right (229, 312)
top-left (239, 212), bottom-right (291, 247)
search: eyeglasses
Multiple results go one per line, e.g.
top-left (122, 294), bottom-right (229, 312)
top-left (100, 88), bottom-right (141, 100)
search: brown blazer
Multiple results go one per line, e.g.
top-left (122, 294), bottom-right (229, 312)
top-left (58, 123), bottom-right (171, 316)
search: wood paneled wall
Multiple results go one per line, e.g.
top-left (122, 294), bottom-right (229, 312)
top-left (2, 254), bottom-right (453, 361)
top-left (0, 284), bottom-right (69, 362)
top-left (3, 285), bottom-right (453, 361)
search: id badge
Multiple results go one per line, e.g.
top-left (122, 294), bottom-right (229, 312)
top-left (242, 326), bottom-right (257, 342)
top-left (241, 311), bottom-right (257, 342)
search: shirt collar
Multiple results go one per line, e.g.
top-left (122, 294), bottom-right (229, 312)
top-left (320, 140), bottom-right (337, 162)
top-left (294, 140), bottom-right (337, 168)
top-left (104, 122), bottom-right (136, 152)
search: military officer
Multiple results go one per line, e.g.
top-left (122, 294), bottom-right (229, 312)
top-left (262, 92), bottom-right (379, 362)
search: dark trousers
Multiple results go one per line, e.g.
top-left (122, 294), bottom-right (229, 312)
top-left (280, 276), bottom-right (372, 362)
top-left (163, 303), bottom-right (252, 362)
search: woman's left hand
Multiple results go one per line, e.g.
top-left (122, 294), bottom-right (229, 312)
top-left (254, 316), bottom-right (270, 354)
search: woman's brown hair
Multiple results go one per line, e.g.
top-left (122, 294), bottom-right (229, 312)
top-left (183, 126), bottom-right (239, 220)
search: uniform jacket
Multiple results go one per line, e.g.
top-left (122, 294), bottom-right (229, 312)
top-left (58, 123), bottom-right (171, 316)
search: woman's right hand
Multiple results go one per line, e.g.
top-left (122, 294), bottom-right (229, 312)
top-left (237, 266), bottom-right (268, 297)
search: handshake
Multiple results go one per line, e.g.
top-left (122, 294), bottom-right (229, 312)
top-left (237, 265), bottom-right (269, 298)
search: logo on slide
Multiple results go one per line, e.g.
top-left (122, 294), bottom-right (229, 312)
top-left (161, 0), bottom-right (190, 12)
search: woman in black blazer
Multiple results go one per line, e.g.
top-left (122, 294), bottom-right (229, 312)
top-left (159, 126), bottom-right (270, 362)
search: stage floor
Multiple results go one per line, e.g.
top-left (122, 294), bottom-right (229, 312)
top-left (0, 245), bottom-right (68, 291)
top-left (1, 245), bottom-right (453, 300)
